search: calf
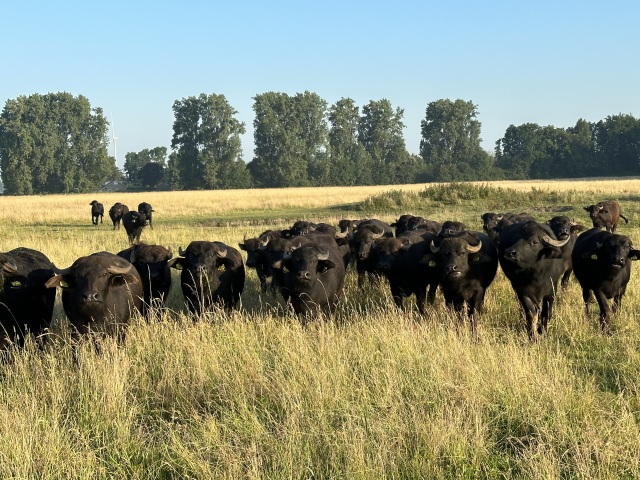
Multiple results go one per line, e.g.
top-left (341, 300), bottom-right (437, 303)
top-left (349, 220), bottom-right (394, 287)
top-left (584, 200), bottom-right (628, 233)
top-left (108, 202), bottom-right (129, 230)
top-left (277, 244), bottom-right (346, 319)
top-left (137, 202), bottom-right (155, 229)
top-left (238, 236), bottom-right (271, 293)
top-left (0, 248), bottom-right (56, 348)
top-left (498, 221), bottom-right (570, 340)
top-left (116, 243), bottom-right (172, 316)
top-left (90, 200), bottom-right (104, 226)
top-left (169, 241), bottom-right (244, 314)
top-left (122, 211), bottom-right (148, 244)
top-left (571, 228), bottom-right (640, 331)
top-left (428, 232), bottom-right (498, 334)
top-left (45, 252), bottom-right (143, 339)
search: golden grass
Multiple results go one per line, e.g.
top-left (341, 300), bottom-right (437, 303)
top-left (1, 179), bottom-right (640, 478)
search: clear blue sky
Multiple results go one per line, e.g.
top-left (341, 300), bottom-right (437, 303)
top-left (2, 1), bottom-right (638, 168)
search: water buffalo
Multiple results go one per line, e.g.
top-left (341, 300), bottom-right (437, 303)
top-left (122, 211), bottom-right (148, 245)
top-left (137, 202), bottom-right (155, 229)
top-left (428, 232), bottom-right (498, 334)
top-left (0, 248), bottom-right (56, 348)
top-left (276, 243), bottom-right (346, 319)
top-left (116, 243), bottom-right (172, 316)
top-left (407, 216), bottom-right (442, 235)
top-left (546, 215), bottom-right (587, 288)
top-left (498, 220), bottom-right (570, 340)
top-left (373, 231), bottom-right (439, 314)
top-left (571, 228), bottom-right (640, 331)
top-left (169, 241), bottom-right (245, 314)
top-left (90, 200), bottom-right (104, 226)
top-left (108, 202), bottom-right (129, 230)
top-left (584, 200), bottom-right (628, 233)
top-left (45, 252), bottom-right (143, 339)
top-left (438, 221), bottom-right (468, 239)
top-left (238, 236), bottom-right (272, 294)
top-left (482, 212), bottom-right (536, 244)
top-left (348, 219), bottom-right (394, 287)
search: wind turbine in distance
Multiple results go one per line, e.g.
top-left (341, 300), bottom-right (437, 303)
top-left (111, 113), bottom-right (118, 163)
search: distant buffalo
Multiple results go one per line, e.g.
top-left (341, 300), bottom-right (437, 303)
top-left (122, 211), bottom-right (148, 244)
top-left (108, 202), bottom-right (129, 230)
top-left (46, 252), bottom-right (143, 339)
top-left (0, 248), bottom-right (56, 348)
top-left (90, 200), bottom-right (104, 226)
top-left (137, 202), bottom-right (154, 229)
top-left (584, 200), bottom-right (628, 233)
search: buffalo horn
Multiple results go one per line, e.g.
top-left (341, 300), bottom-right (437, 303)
top-left (335, 231), bottom-right (348, 239)
top-left (259, 237), bottom-right (270, 249)
top-left (541, 235), bottom-right (570, 248)
top-left (430, 240), bottom-right (440, 253)
top-left (317, 249), bottom-right (330, 261)
top-left (371, 230), bottom-right (385, 240)
top-left (216, 248), bottom-right (228, 258)
top-left (466, 240), bottom-right (482, 253)
top-left (107, 262), bottom-right (136, 275)
top-left (178, 246), bottom-right (186, 256)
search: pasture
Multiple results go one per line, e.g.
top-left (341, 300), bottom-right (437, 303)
top-left (2, 179), bottom-right (640, 478)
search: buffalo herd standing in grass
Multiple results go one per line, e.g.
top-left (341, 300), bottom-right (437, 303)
top-left (0, 199), bottom-right (637, 347)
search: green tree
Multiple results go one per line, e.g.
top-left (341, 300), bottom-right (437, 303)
top-left (358, 99), bottom-right (412, 185)
top-left (0, 92), bottom-right (113, 194)
top-left (137, 162), bottom-right (165, 189)
top-left (124, 147), bottom-right (167, 187)
top-left (593, 114), bottom-right (640, 176)
top-left (169, 93), bottom-right (247, 190)
top-left (420, 99), bottom-right (491, 181)
top-left (249, 91), bottom-right (328, 188)
top-left (327, 98), bottom-right (373, 185)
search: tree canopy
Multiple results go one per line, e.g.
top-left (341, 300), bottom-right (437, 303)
top-left (0, 92), bottom-right (115, 194)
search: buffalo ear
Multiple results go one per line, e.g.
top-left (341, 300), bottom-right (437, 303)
top-left (0, 255), bottom-right (18, 274)
top-left (629, 250), bottom-right (640, 261)
top-left (45, 275), bottom-right (69, 289)
top-left (110, 273), bottom-right (140, 287)
top-left (238, 243), bottom-right (247, 251)
top-left (167, 258), bottom-right (184, 270)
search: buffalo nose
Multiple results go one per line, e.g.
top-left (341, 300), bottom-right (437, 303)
top-left (83, 291), bottom-right (100, 302)
top-left (505, 248), bottom-right (516, 258)
top-left (298, 271), bottom-right (311, 280)
top-left (447, 265), bottom-right (458, 273)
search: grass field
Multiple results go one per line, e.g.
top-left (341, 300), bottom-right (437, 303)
top-left (1, 179), bottom-right (640, 479)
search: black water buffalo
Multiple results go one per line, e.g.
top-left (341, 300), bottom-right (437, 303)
top-left (571, 228), bottom-right (640, 331)
top-left (45, 252), bottom-right (143, 339)
top-left (498, 221), bottom-right (570, 340)
top-left (122, 211), bottom-right (148, 244)
top-left (169, 241), bottom-right (245, 314)
top-left (407, 216), bottom-right (442, 235)
top-left (482, 212), bottom-right (536, 244)
top-left (584, 200), bottom-right (628, 233)
top-left (390, 214), bottom-right (416, 236)
top-left (546, 215), bottom-right (587, 288)
top-left (373, 231), bottom-right (439, 313)
top-left (0, 248), bottom-right (56, 348)
top-left (428, 232), bottom-right (498, 334)
top-left (108, 202), bottom-right (129, 230)
top-left (137, 202), bottom-right (154, 229)
top-left (116, 243), bottom-right (172, 315)
top-left (238, 236), bottom-right (271, 293)
top-left (90, 200), bottom-right (104, 225)
top-left (349, 219), bottom-right (394, 286)
top-left (338, 219), bottom-right (363, 235)
top-left (438, 221), bottom-right (467, 238)
top-left (276, 243), bottom-right (346, 319)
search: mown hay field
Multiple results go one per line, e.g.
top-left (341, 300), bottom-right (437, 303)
top-left (1, 178), bottom-right (640, 479)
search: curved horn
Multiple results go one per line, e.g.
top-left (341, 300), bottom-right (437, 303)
top-left (107, 262), bottom-right (136, 275)
top-left (317, 249), bottom-right (330, 261)
top-left (430, 240), bottom-right (440, 253)
top-left (216, 248), bottom-right (227, 258)
top-left (541, 235), bottom-right (571, 248)
top-left (259, 236), bottom-right (270, 249)
top-left (372, 230), bottom-right (384, 240)
top-left (335, 231), bottom-right (348, 238)
top-left (466, 240), bottom-right (482, 254)
top-left (178, 246), bottom-right (186, 256)
top-left (291, 241), bottom-right (302, 251)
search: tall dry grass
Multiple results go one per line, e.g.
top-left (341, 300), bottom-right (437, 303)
top-left (0, 179), bottom-right (640, 478)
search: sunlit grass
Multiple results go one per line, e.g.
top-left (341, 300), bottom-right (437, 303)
top-left (1, 179), bottom-right (640, 478)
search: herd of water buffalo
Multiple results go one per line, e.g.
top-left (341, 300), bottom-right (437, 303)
top-left (0, 198), bottom-right (636, 348)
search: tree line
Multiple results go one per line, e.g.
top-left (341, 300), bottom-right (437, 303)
top-left (0, 91), bottom-right (638, 194)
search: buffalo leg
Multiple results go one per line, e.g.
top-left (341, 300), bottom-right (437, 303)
top-left (594, 289), bottom-right (612, 332)
top-left (518, 294), bottom-right (539, 341)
